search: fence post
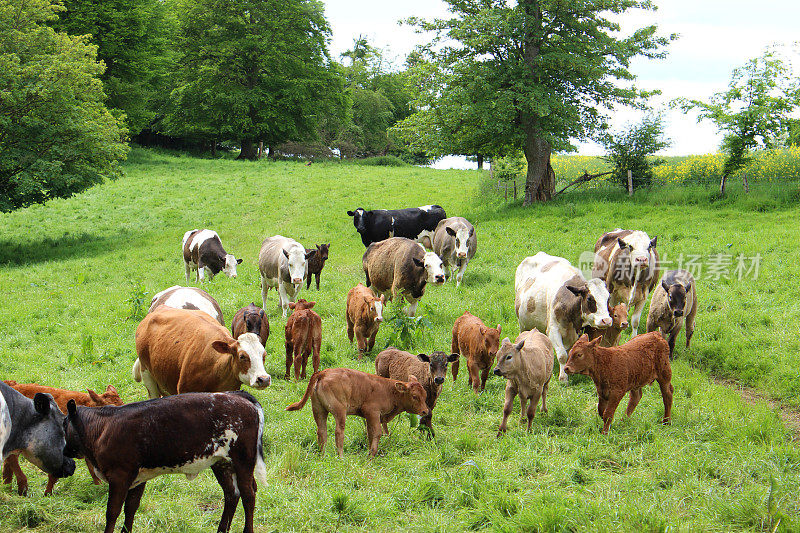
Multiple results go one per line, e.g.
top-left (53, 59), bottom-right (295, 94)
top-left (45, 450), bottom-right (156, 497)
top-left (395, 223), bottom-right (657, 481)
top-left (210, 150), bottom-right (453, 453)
top-left (514, 180), bottom-right (517, 200)
top-left (720, 174), bottom-right (727, 194)
top-left (627, 170), bottom-right (633, 196)
top-left (743, 173), bottom-right (749, 193)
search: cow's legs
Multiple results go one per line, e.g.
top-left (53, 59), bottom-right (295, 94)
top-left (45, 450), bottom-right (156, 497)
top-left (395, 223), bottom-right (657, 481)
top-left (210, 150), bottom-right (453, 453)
top-left (2, 455), bottom-right (27, 496)
top-left (260, 276), bottom-right (269, 310)
top-left (467, 360), bottom-right (481, 394)
top-left (211, 464), bottom-right (239, 533)
top-left (601, 391), bottom-right (624, 434)
top-left (626, 388), bottom-right (643, 417)
top-left (498, 383), bottom-right (516, 434)
top-left (346, 316), bottom-right (354, 344)
top-left (296, 347), bottom-right (307, 380)
top-left (658, 379), bottom-right (674, 424)
top-left (44, 474), bottom-right (57, 496)
top-left (354, 330), bottom-right (366, 358)
top-left (365, 411), bottom-right (382, 457)
top-left (367, 329), bottom-right (377, 352)
top-left (332, 406), bottom-right (347, 457)
top-left (139, 367), bottom-right (161, 399)
top-left (104, 480), bottom-right (133, 533)
top-left (184, 261), bottom-right (192, 284)
top-left (311, 336), bottom-right (321, 375)
top-left (540, 378), bottom-right (550, 413)
top-left (278, 283), bottom-right (289, 317)
top-left (311, 398), bottom-right (328, 455)
top-left (548, 325), bottom-right (570, 384)
top-left (121, 482), bottom-right (146, 533)
top-left (406, 299), bottom-right (419, 317)
top-left (451, 337), bottom-right (460, 381)
top-left (629, 298), bottom-right (646, 337)
top-left (230, 463), bottom-right (257, 533)
top-left (86, 460), bottom-right (101, 484)
top-left (519, 395), bottom-right (528, 426)
top-left (456, 259), bottom-right (468, 288)
top-left (284, 341), bottom-right (293, 380)
top-left (315, 273), bottom-right (320, 290)
top-left (526, 390), bottom-right (541, 431)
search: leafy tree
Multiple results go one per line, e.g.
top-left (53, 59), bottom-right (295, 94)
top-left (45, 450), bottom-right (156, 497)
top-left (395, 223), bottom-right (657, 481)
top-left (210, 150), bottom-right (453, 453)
top-left (601, 115), bottom-right (670, 189)
top-left (395, 0), bottom-right (672, 203)
top-left (0, 0), bottom-right (128, 211)
top-left (676, 49), bottom-right (800, 181)
top-left (165, 0), bottom-right (347, 160)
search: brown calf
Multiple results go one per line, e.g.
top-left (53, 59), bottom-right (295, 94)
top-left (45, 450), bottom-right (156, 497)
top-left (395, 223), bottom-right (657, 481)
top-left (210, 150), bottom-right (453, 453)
top-left (2, 381), bottom-right (122, 495)
top-left (584, 303), bottom-right (629, 347)
top-left (284, 300), bottom-right (322, 380)
top-left (564, 332), bottom-right (673, 434)
top-left (232, 303), bottom-right (270, 345)
top-left (451, 311), bottom-right (502, 393)
top-left (305, 243), bottom-right (330, 290)
top-left (346, 283), bottom-right (385, 357)
top-left (375, 348), bottom-right (457, 437)
top-left (286, 368), bottom-right (428, 457)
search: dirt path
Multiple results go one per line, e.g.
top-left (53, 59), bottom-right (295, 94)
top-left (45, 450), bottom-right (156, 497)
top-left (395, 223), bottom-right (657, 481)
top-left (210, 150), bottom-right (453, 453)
top-left (715, 378), bottom-right (800, 441)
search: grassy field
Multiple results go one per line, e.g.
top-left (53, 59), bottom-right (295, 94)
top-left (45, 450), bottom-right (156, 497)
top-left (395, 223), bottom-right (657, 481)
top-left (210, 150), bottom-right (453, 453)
top-left (0, 148), bottom-right (799, 532)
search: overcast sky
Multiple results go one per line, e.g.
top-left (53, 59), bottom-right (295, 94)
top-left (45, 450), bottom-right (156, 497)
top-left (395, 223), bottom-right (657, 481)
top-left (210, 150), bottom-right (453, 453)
top-left (322, 0), bottom-right (799, 160)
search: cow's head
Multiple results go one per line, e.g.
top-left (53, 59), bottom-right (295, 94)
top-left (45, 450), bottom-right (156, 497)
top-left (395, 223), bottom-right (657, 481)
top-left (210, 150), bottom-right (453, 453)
top-left (412, 249), bottom-right (446, 284)
top-left (222, 254), bottom-right (242, 278)
top-left (395, 376), bottom-right (429, 416)
top-left (21, 393), bottom-right (76, 479)
top-left (662, 278), bottom-right (691, 317)
top-left (480, 323), bottom-right (502, 360)
top-left (370, 294), bottom-right (385, 323)
top-left (347, 208), bottom-right (370, 234)
top-left (445, 225), bottom-right (473, 259)
top-left (568, 278), bottom-right (612, 328)
top-left (417, 351), bottom-right (459, 385)
top-left (87, 385), bottom-right (123, 406)
top-left (242, 304), bottom-right (266, 335)
top-left (212, 333), bottom-right (271, 389)
top-left (316, 243), bottom-right (330, 263)
top-left (619, 235), bottom-right (657, 269)
top-left (493, 337), bottom-right (526, 377)
top-left (288, 299), bottom-right (315, 312)
top-left (564, 334), bottom-right (600, 376)
top-left (609, 303), bottom-right (629, 330)
top-left (282, 246), bottom-right (313, 285)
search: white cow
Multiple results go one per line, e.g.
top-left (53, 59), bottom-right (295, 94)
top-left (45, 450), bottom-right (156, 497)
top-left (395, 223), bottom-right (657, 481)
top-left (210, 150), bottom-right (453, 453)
top-left (258, 235), bottom-right (313, 317)
top-left (515, 252), bottom-right (613, 383)
top-left (433, 217), bottom-right (477, 288)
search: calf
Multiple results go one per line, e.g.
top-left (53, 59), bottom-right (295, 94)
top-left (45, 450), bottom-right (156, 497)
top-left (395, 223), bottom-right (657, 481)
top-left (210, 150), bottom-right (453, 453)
top-left (432, 217), bottom-right (477, 287)
top-left (362, 237), bottom-right (445, 316)
top-left (347, 205), bottom-right (446, 247)
top-left (258, 235), bottom-right (314, 317)
top-left (451, 311), bottom-right (502, 394)
top-left (182, 229), bottom-right (241, 283)
top-left (584, 303), bottom-right (629, 347)
top-left (232, 303), bottom-right (269, 345)
top-left (64, 391), bottom-right (267, 533)
top-left (647, 269), bottom-right (697, 357)
top-left (345, 283), bottom-right (385, 357)
top-left (592, 229), bottom-right (660, 337)
top-left (564, 332), bottom-right (673, 434)
top-left (133, 308), bottom-right (270, 398)
top-left (0, 382), bottom-right (75, 495)
top-left (492, 329), bottom-right (554, 435)
top-left (2, 381), bottom-right (121, 495)
top-left (148, 285), bottom-right (224, 325)
top-left (305, 243), bottom-right (330, 290)
top-left (284, 300), bottom-right (322, 380)
top-left (286, 368), bottom-right (428, 457)
top-left (375, 348), bottom-right (458, 437)
top-left (515, 252), bottom-right (613, 383)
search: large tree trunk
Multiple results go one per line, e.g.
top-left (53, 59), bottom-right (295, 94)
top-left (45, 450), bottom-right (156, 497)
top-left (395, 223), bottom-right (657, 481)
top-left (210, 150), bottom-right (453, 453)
top-left (476, 154), bottom-right (484, 170)
top-left (237, 140), bottom-right (258, 160)
top-left (522, 126), bottom-right (555, 204)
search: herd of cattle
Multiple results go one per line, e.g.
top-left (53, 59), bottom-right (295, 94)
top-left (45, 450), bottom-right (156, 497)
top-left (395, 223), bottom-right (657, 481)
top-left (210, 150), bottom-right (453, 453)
top-left (0, 204), bottom-right (699, 532)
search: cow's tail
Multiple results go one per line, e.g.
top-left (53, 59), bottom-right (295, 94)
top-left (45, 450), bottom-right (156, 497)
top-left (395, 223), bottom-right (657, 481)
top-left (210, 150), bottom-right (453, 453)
top-left (285, 372), bottom-right (320, 411)
top-left (253, 401), bottom-right (267, 485)
top-left (132, 359), bottom-right (142, 382)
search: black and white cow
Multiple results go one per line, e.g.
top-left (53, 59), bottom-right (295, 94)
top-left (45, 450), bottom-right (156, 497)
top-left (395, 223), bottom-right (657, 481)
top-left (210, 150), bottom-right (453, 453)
top-left (346, 205), bottom-right (446, 248)
top-left (182, 229), bottom-right (242, 283)
top-left (0, 382), bottom-right (76, 489)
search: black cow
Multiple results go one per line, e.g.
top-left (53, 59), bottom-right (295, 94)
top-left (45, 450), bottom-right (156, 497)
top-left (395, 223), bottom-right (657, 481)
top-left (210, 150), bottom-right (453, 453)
top-left (182, 229), bottom-right (242, 283)
top-left (346, 205), bottom-right (446, 247)
top-left (64, 391), bottom-right (267, 533)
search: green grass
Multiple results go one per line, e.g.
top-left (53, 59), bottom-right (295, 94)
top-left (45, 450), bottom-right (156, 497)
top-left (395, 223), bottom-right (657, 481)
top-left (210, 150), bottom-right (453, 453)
top-left (0, 147), bottom-right (799, 531)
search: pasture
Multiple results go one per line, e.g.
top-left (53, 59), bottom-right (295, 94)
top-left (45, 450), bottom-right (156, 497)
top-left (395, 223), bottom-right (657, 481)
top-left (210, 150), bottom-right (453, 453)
top-left (0, 148), bottom-right (799, 531)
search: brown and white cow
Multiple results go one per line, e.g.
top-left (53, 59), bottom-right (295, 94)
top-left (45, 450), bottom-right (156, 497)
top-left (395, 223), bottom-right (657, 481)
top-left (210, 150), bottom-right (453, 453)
top-left (132, 308), bottom-right (270, 398)
top-left (182, 229), bottom-right (241, 283)
top-left (592, 229), bottom-right (659, 337)
top-left (433, 217), bottom-right (477, 287)
top-left (148, 285), bottom-right (225, 325)
top-left (284, 300), bottom-right (322, 380)
top-left (646, 269), bottom-right (697, 357)
top-left (362, 237), bottom-right (445, 316)
top-left (258, 235), bottom-right (314, 318)
top-left (515, 252), bottom-right (613, 384)
top-left (232, 303), bottom-right (269, 345)
top-left (451, 311), bottom-right (502, 394)
top-left (345, 283), bottom-right (384, 357)
top-left (64, 391), bottom-right (267, 533)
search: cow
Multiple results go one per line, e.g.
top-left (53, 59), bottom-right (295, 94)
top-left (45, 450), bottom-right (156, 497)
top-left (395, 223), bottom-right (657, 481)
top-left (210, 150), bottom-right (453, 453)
top-left (375, 348), bottom-right (458, 437)
top-left (646, 269), bottom-right (697, 357)
top-left (182, 229), bottom-right (241, 283)
top-left (258, 235), bottom-right (314, 318)
top-left (492, 329), bottom-right (554, 435)
top-left (148, 285), bottom-right (224, 325)
top-left (584, 303), bottom-right (629, 347)
top-left (63, 391), bottom-right (267, 533)
top-left (450, 311), bottom-right (502, 394)
top-left (362, 237), bottom-right (445, 316)
top-left (232, 303), bottom-right (269, 345)
top-left (564, 332), bottom-right (673, 434)
top-left (305, 243), bottom-right (330, 290)
top-left (592, 229), bottom-right (660, 337)
top-left (286, 368), bottom-right (428, 457)
top-left (0, 382), bottom-right (75, 496)
top-left (345, 283), bottom-right (385, 357)
top-left (284, 300), bottom-right (322, 380)
top-left (346, 205), bottom-right (447, 248)
top-left (515, 252), bottom-right (613, 384)
top-left (132, 308), bottom-right (270, 398)
top-left (432, 217), bottom-right (477, 288)
top-left (2, 381), bottom-right (122, 495)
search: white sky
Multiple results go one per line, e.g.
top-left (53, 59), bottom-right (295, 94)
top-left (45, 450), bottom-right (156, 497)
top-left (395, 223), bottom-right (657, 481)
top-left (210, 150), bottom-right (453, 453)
top-left (322, 0), bottom-right (800, 163)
